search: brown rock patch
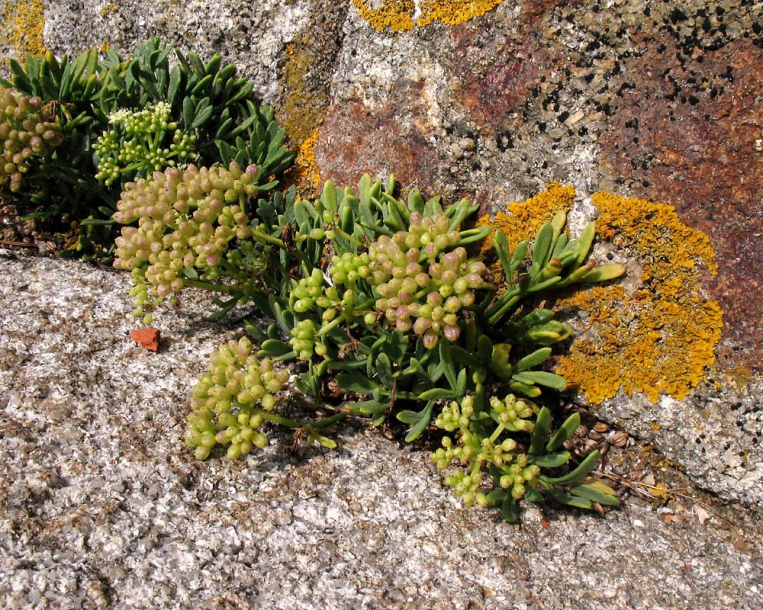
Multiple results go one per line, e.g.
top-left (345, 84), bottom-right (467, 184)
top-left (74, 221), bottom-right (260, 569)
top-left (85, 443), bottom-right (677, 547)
top-left (599, 38), bottom-right (763, 369)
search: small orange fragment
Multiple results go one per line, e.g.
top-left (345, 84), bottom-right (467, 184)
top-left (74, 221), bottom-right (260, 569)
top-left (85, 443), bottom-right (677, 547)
top-left (130, 328), bottom-right (161, 352)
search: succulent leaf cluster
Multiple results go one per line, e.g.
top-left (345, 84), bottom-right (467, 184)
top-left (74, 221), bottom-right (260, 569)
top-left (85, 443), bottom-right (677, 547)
top-left (185, 337), bottom-right (290, 460)
top-left (0, 39), bottom-right (294, 257)
top-left (432, 395), bottom-right (619, 520)
top-left (0, 89), bottom-right (63, 192)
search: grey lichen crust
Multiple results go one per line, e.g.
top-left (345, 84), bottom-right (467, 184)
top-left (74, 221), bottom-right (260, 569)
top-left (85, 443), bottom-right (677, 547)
top-left (1, 256), bottom-right (762, 608)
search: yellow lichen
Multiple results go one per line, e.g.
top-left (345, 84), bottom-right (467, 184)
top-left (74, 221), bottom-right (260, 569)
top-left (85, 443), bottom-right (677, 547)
top-left (2, 0), bottom-right (46, 59)
top-left (278, 36), bottom-right (332, 198)
top-left (417, 0), bottom-right (505, 27)
top-left (279, 43), bottom-right (330, 147)
top-left (352, 0), bottom-right (414, 32)
top-left (352, 0), bottom-right (505, 31)
top-left (475, 181), bottom-right (575, 253)
top-left (284, 129), bottom-right (321, 199)
top-left (555, 193), bottom-right (723, 405)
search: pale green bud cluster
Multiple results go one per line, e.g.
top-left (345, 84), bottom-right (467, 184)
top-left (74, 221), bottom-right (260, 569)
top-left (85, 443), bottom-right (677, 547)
top-left (497, 455), bottom-right (541, 501)
top-left (113, 162), bottom-right (259, 310)
top-left (443, 467), bottom-right (484, 508)
top-left (185, 336), bottom-right (290, 460)
top-left (330, 251), bottom-right (371, 285)
top-left (488, 394), bottom-right (537, 432)
top-left (366, 212), bottom-right (488, 349)
top-left (94, 102), bottom-right (197, 185)
top-left (290, 318), bottom-right (319, 361)
top-left (0, 89), bottom-right (63, 192)
top-left (432, 393), bottom-right (541, 506)
top-left (289, 266), bottom-right (361, 360)
top-left (291, 268), bottom-right (327, 313)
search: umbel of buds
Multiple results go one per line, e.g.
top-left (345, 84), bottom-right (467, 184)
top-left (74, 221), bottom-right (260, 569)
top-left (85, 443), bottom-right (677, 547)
top-left (185, 337), bottom-right (290, 460)
top-left (361, 212), bottom-right (489, 349)
top-left (113, 162), bottom-right (260, 319)
top-left (432, 393), bottom-right (541, 507)
top-left (0, 89), bottom-right (63, 192)
top-left (94, 102), bottom-right (197, 186)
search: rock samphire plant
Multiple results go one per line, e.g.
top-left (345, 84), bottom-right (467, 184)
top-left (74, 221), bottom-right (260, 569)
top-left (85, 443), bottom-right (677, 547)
top-left (115, 169), bottom-right (625, 522)
top-left (0, 38), bottom-right (293, 257)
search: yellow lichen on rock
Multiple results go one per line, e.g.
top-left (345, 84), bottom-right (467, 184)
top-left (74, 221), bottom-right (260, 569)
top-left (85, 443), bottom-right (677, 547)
top-left (284, 129), bottom-right (322, 199)
top-left (417, 0), bottom-right (505, 27)
top-left (475, 181), bottom-right (575, 253)
top-left (353, 0), bottom-right (505, 31)
top-left (2, 0), bottom-right (46, 59)
top-left (555, 192), bottom-right (723, 405)
top-left (352, 0), bottom-right (415, 32)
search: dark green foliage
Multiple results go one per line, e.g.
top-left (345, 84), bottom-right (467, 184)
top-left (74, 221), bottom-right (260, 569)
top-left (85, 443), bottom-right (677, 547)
top-left (0, 39), bottom-right (294, 257)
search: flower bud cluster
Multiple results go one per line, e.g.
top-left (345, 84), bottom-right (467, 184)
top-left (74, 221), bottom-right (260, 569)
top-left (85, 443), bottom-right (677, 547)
top-left (291, 268), bottom-right (326, 313)
top-left (113, 162), bottom-right (259, 309)
top-left (489, 394), bottom-right (537, 432)
top-left (185, 336), bottom-right (290, 460)
top-left (432, 393), bottom-right (542, 505)
top-left (290, 318), bottom-right (319, 361)
top-left (365, 212), bottom-right (488, 349)
top-left (443, 467), bottom-right (484, 508)
top-left (0, 89), bottom-right (63, 192)
top-left (289, 267), bottom-right (361, 360)
top-left (497, 455), bottom-right (541, 501)
top-left (330, 252), bottom-right (371, 285)
top-left (95, 103), bottom-right (197, 185)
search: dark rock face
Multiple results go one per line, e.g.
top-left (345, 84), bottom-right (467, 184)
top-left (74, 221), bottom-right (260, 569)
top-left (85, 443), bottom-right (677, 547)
top-left (598, 38), bottom-right (763, 369)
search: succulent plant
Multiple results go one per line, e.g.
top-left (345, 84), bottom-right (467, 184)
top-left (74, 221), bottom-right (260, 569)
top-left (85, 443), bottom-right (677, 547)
top-left (113, 161), bottom-right (268, 323)
top-left (94, 102), bottom-right (198, 185)
top-left (112, 166), bottom-right (626, 520)
top-left (0, 89), bottom-right (63, 192)
top-left (0, 39), bottom-right (294, 258)
top-left (432, 395), bottom-right (619, 521)
top-left (185, 336), bottom-right (291, 460)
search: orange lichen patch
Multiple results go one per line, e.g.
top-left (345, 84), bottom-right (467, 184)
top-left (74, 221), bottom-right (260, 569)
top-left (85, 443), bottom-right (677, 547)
top-left (353, 0), bottom-right (505, 31)
top-left (555, 193), bottom-right (723, 405)
top-left (279, 43), bottom-right (330, 146)
top-left (417, 0), bottom-right (505, 27)
top-left (352, 0), bottom-right (414, 32)
top-left (284, 129), bottom-right (321, 199)
top-left (2, 0), bottom-right (46, 59)
top-left (594, 192), bottom-right (718, 295)
top-left (475, 181), bottom-right (575, 253)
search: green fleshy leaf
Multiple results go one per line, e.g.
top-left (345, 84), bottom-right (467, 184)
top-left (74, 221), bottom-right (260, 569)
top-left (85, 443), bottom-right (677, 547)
top-left (404, 402), bottom-right (434, 442)
top-left (546, 488), bottom-right (593, 509)
top-left (512, 370), bottom-right (567, 390)
top-left (514, 347), bottom-right (552, 372)
top-left (540, 449), bottom-right (600, 485)
top-left (335, 371), bottom-right (379, 394)
top-left (580, 263), bottom-right (626, 283)
top-left (529, 407), bottom-right (552, 455)
top-left (546, 412), bottom-right (580, 452)
top-left (570, 483), bottom-right (620, 507)
top-left (529, 451), bottom-right (571, 469)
